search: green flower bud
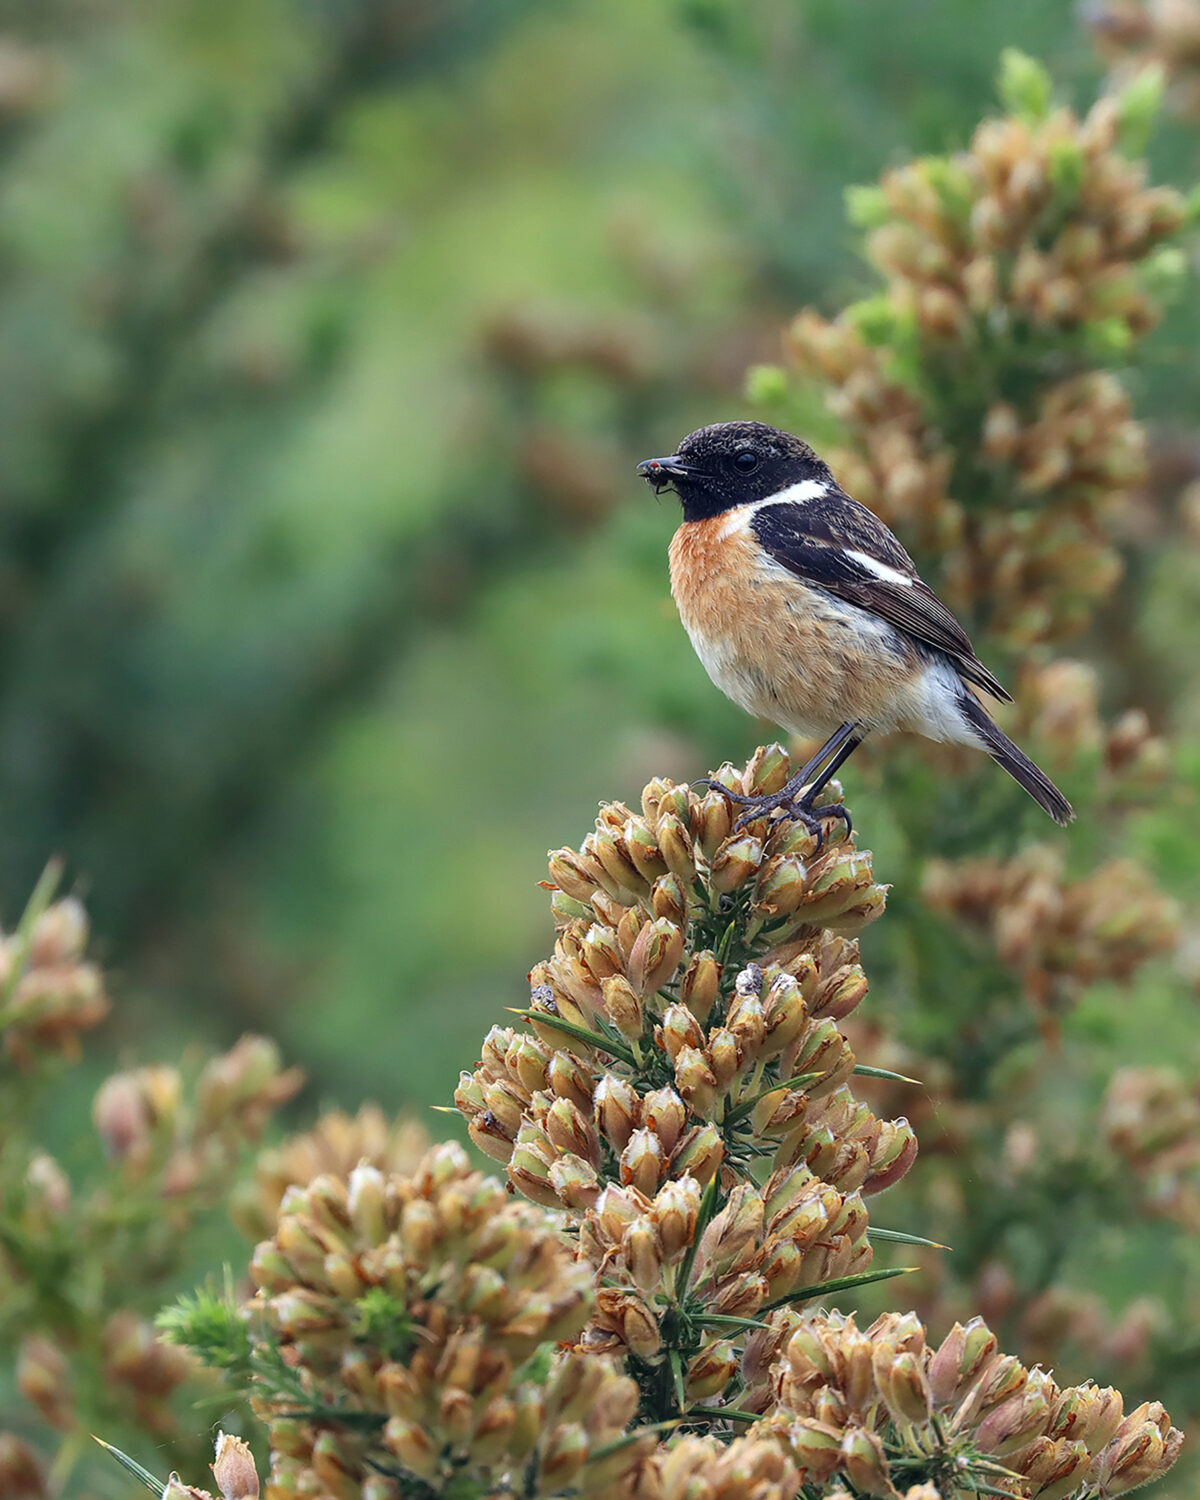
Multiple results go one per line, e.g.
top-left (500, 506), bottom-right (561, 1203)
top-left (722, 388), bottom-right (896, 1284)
top-left (997, 48), bottom-right (1053, 121)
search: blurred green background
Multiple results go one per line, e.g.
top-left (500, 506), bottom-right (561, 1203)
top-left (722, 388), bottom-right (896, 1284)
top-left (0, 0), bottom-right (1195, 1120)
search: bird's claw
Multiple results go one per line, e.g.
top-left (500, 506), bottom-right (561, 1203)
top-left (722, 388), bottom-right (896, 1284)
top-left (695, 779), bottom-right (853, 848)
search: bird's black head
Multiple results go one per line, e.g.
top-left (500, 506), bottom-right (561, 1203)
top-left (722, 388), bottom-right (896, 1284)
top-left (637, 420), bottom-right (831, 522)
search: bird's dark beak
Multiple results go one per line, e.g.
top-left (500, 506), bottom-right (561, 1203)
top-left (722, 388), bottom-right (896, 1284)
top-left (637, 456), bottom-right (702, 489)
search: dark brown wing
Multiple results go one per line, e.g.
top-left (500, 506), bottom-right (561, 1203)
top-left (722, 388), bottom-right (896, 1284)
top-left (751, 492), bottom-right (1012, 703)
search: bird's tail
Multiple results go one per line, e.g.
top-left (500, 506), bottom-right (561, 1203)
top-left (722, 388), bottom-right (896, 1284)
top-left (957, 691), bottom-right (1075, 826)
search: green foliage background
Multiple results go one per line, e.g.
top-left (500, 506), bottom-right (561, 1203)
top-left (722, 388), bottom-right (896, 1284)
top-left (3, 5), bottom-right (1200, 1488)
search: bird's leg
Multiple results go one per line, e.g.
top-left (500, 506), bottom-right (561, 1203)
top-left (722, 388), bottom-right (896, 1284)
top-left (699, 723), bottom-right (865, 838)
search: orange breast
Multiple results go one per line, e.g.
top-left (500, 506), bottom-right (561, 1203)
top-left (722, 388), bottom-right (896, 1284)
top-left (668, 514), bottom-right (918, 735)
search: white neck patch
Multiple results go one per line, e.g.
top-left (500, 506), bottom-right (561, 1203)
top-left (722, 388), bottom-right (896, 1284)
top-left (717, 478), bottom-right (830, 539)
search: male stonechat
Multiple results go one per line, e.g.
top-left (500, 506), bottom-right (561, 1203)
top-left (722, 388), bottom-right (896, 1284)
top-left (638, 420), bottom-right (1073, 836)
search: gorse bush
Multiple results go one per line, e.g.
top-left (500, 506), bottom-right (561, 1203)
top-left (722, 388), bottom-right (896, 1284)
top-left (0, 871), bottom-right (305, 1491)
top-left (149, 753), bottom-right (1180, 1499)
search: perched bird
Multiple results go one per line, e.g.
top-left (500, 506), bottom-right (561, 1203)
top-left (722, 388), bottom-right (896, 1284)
top-left (637, 420), bottom-right (1074, 835)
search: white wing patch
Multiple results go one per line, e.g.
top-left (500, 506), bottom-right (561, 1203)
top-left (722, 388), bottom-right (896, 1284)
top-left (716, 479), bottom-right (830, 540)
top-left (844, 549), bottom-right (913, 586)
top-left (765, 478), bottom-right (830, 506)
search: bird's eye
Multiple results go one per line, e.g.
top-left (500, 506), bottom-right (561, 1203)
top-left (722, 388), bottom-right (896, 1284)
top-left (733, 449), bottom-right (760, 473)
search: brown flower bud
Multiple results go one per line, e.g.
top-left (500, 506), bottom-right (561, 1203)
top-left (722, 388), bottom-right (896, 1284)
top-left (509, 1140), bottom-right (562, 1207)
top-left (545, 1096), bottom-right (600, 1166)
top-left (546, 1050), bottom-right (595, 1112)
top-left (1095, 1402), bottom-right (1184, 1497)
top-left (650, 872), bottom-right (688, 927)
top-left (762, 972), bottom-right (809, 1055)
top-left (212, 1434), bottom-right (259, 1500)
top-left (548, 847), bottom-right (605, 902)
top-left (1010, 1437), bottom-right (1090, 1500)
top-left (660, 1004), bottom-right (705, 1063)
top-left (755, 854), bottom-right (810, 917)
top-left (693, 786), bottom-right (735, 858)
top-left (625, 817), bottom-right (668, 883)
top-left (549, 1154), bottom-right (601, 1211)
top-left (0, 1435), bottom-right (48, 1500)
top-left (744, 742), bottom-right (792, 795)
top-left (671, 1123), bottom-right (724, 1184)
top-left (602, 974), bottom-right (644, 1040)
top-left (627, 917), bottom-right (684, 997)
top-left (655, 1177), bottom-right (702, 1260)
top-left (619, 1294), bottom-right (662, 1360)
top-left (468, 1108), bottom-right (516, 1164)
top-left (580, 923), bottom-right (625, 984)
top-left (788, 1419), bottom-right (844, 1482)
top-left (594, 1074), bottom-right (640, 1152)
top-left (928, 1318), bottom-right (998, 1409)
top-left (685, 1341), bottom-right (739, 1402)
top-left (642, 1087), bottom-right (686, 1153)
top-left (875, 1349), bottom-right (932, 1426)
top-left (592, 827), bottom-right (646, 895)
top-left (384, 1417), bottom-right (437, 1477)
top-left (839, 1425), bottom-right (894, 1496)
top-left (93, 1072), bottom-right (152, 1163)
top-left (975, 1370), bottom-right (1055, 1455)
top-left (679, 950), bottom-right (721, 1024)
top-left (673, 1045), bottom-right (719, 1118)
top-left (656, 812), bottom-right (696, 884)
top-left (620, 1128), bottom-right (666, 1196)
top-left (710, 834), bottom-right (764, 895)
top-left (24, 1153), bottom-right (70, 1222)
top-left (17, 1337), bottom-right (73, 1431)
top-left (707, 1027), bottom-right (742, 1090)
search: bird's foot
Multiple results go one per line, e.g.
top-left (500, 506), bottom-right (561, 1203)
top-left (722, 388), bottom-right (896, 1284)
top-left (695, 778), bottom-right (853, 846)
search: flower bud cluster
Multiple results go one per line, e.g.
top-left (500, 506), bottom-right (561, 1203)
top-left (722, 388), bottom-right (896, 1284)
top-left (1087, 0), bottom-right (1200, 118)
top-left (576, 1172), bottom-right (870, 1394)
top-left (0, 891), bottom-right (108, 1066)
top-left (92, 1035), bottom-right (303, 1195)
top-left (1018, 659), bottom-right (1169, 786)
top-left (0, 876), bottom-right (305, 1476)
top-left (627, 1433), bottom-right (799, 1500)
top-left (1103, 1065), bottom-right (1200, 1227)
top-left (234, 1105), bottom-right (430, 1241)
top-left (779, 58), bottom-right (1189, 647)
top-left (756, 1308), bottom-right (1182, 1498)
top-left (248, 1142), bottom-right (644, 1498)
top-left (456, 748), bottom-right (906, 1214)
top-left (863, 104), bottom-right (1183, 341)
top-left (16, 1312), bottom-right (194, 1441)
top-left (102, 1310), bottom-right (195, 1434)
top-left (923, 844), bottom-right (1178, 1010)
